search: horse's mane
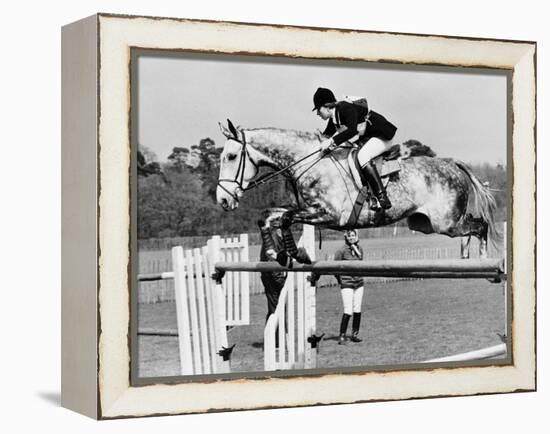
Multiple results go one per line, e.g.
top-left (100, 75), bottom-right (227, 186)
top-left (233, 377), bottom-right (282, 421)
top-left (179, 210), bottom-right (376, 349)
top-left (244, 127), bottom-right (319, 148)
top-left (243, 127), bottom-right (436, 161)
top-left (402, 139), bottom-right (436, 157)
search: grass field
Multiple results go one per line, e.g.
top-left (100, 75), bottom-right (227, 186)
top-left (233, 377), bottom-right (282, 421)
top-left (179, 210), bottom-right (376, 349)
top-left (137, 276), bottom-right (506, 378)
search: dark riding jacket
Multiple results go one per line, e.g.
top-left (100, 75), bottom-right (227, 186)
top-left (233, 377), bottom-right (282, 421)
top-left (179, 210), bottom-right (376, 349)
top-left (323, 101), bottom-right (397, 146)
top-left (333, 242), bottom-right (365, 289)
top-left (260, 230), bottom-right (287, 288)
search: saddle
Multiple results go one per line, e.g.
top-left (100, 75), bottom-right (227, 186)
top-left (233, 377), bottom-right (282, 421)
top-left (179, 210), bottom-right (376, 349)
top-left (344, 145), bottom-right (402, 227)
top-left (347, 147), bottom-right (401, 191)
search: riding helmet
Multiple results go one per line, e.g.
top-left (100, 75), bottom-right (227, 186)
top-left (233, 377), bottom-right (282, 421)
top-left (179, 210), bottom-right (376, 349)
top-left (312, 87), bottom-right (336, 111)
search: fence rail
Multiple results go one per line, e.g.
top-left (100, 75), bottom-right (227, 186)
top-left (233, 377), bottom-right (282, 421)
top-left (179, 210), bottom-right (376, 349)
top-left (138, 245), bottom-right (471, 303)
top-left (138, 223), bottom-right (506, 304)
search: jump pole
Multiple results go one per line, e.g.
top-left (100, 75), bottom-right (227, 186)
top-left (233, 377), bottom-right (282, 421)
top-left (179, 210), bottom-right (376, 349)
top-left (214, 258), bottom-right (505, 280)
top-left (421, 343), bottom-right (507, 363)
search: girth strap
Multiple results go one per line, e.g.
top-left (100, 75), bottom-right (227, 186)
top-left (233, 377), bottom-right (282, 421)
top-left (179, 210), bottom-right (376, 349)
top-left (346, 186), bottom-right (370, 227)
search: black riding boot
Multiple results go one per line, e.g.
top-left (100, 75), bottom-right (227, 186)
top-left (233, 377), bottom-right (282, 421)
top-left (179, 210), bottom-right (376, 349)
top-left (362, 161), bottom-right (392, 210)
top-left (350, 312), bottom-right (362, 343)
top-left (338, 314), bottom-right (351, 345)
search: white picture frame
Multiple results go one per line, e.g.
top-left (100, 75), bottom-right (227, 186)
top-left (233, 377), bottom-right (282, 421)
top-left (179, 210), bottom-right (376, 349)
top-left (61, 13), bottom-right (536, 419)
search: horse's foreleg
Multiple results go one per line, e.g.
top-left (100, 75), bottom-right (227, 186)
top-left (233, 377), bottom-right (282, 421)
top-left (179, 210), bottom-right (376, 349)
top-left (280, 211), bottom-right (298, 258)
top-left (262, 207), bottom-right (289, 227)
top-left (278, 210), bottom-right (313, 265)
top-left (257, 219), bottom-right (277, 260)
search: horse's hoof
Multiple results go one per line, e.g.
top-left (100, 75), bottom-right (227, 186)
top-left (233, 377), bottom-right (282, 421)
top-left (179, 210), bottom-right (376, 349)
top-left (377, 194), bottom-right (392, 210)
top-left (308, 273), bottom-right (320, 285)
top-left (295, 247), bottom-right (312, 264)
top-left (276, 251), bottom-right (292, 268)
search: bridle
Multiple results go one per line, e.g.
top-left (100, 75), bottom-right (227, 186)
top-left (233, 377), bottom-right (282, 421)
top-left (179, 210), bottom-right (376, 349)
top-left (217, 129), bottom-right (323, 206)
top-left (217, 132), bottom-right (259, 204)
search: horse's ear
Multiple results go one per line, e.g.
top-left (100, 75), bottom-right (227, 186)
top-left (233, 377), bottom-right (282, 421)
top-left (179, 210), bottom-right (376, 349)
top-left (219, 122), bottom-right (232, 138)
top-left (227, 119), bottom-right (239, 139)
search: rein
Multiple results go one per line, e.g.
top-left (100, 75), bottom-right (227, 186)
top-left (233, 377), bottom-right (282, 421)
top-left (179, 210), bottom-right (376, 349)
top-left (217, 131), bottom-right (323, 207)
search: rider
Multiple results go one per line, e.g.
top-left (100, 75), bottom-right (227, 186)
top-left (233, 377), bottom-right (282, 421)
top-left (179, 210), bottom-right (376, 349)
top-left (312, 87), bottom-right (397, 210)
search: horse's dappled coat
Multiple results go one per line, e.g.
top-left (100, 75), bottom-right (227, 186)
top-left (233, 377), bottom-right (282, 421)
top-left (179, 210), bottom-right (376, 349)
top-left (217, 124), bottom-right (500, 255)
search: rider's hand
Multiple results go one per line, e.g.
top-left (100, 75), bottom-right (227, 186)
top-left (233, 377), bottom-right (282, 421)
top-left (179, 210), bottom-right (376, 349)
top-left (320, 138), bottom-right (334, 154)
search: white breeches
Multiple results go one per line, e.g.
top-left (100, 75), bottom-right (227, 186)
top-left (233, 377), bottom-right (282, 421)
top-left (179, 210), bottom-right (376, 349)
top-left (357, 137), bottom-right (394, 167)
top-left (340, 286), bottom-right (364, 315)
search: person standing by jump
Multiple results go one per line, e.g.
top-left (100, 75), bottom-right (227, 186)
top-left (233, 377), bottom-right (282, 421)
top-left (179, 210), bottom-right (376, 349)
top-left (334, 229), bottom-right (365, 345)
top-left (258, 214), bottom-right (312, 321)
top-left (258, 218), bottom-right (287, 322)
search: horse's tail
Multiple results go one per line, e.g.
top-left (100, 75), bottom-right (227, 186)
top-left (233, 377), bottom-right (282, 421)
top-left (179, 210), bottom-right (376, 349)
top-left (455, 161), bottom-right (502, 250)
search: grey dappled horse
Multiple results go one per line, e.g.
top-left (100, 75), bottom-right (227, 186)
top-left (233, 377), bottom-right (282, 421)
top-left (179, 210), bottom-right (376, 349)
top-left (216, 121), bottom-right (500, 258)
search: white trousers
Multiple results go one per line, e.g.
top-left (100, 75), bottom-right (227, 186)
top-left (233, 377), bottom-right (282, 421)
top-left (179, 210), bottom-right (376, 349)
top-left (340, 286), bottom-right (364, 315)
top-left (357, 137), bottom-right (394, 167)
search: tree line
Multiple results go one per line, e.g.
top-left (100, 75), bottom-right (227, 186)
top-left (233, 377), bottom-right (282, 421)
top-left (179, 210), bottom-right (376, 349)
top-left (137, 139), bottom-right (507, 239)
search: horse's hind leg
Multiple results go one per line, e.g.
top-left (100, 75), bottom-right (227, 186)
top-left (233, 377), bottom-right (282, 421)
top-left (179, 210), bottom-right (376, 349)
top-left (464, 215), bottom-right (488, 258)
top-left (460, 236), bottom-right (471, 259)
top-left (478, 222), bottom-right (489, 258)
top-left (449, 214), bottom-right (489, 259)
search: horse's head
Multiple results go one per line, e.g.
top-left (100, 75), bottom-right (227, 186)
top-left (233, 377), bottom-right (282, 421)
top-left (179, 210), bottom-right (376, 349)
top-left (216, 120), bottom-right (260, 210)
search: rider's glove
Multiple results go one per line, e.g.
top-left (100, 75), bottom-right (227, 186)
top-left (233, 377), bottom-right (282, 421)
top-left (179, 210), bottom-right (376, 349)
top-left (320, 138), bottom-right (334, 155)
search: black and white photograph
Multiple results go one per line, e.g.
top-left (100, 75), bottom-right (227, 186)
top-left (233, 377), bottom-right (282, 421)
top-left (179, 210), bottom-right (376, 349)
top-left (134, 51), bottom-right (509, 379)
top-left (4, 0), bottom-right (540, 427)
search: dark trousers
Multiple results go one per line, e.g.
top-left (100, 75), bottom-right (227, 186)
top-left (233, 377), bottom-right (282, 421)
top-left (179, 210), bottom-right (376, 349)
top-left (261, 273), bottom-right (287, 347)
top-left (261, 273), bottom-right (285, 322)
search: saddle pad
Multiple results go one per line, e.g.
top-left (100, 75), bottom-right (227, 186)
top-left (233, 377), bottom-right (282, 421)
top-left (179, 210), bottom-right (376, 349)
top-left (348, 150), bottom-right (401, 189)
top-left (378, 158), bottom-right (401, 177)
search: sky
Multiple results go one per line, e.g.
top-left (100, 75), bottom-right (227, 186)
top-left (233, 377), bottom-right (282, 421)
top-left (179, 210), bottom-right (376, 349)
top-left (136, 51), bottom-right (508, 165)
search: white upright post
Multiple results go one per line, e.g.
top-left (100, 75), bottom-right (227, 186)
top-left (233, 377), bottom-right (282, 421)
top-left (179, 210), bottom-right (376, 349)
top-left (302, 225), bottom-right (317, 369)
top-left (184, 250), bottom-right (201, 374)
top-left (240, 233), bottom-right (250, 325)
top-left (225, 238), bottom-right (234, 325)
top-left (172, 246), bottom-right (194, 375)
top-left (193, 248), bottom-right (211, 374)
top-left (201, 245), bottom-right (217, 373)
top-left (207, 236), bottom-right (231, 373)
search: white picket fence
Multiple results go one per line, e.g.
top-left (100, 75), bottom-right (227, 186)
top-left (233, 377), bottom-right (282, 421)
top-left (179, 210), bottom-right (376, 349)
top-left (171, 244), bottom-right (230, 375)
top-left (139, 233), bottom-right (250, 375)
top-left (139, 228), bottom-right (319, 374)
top-left (216, 234), bottom-right (250, 326)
